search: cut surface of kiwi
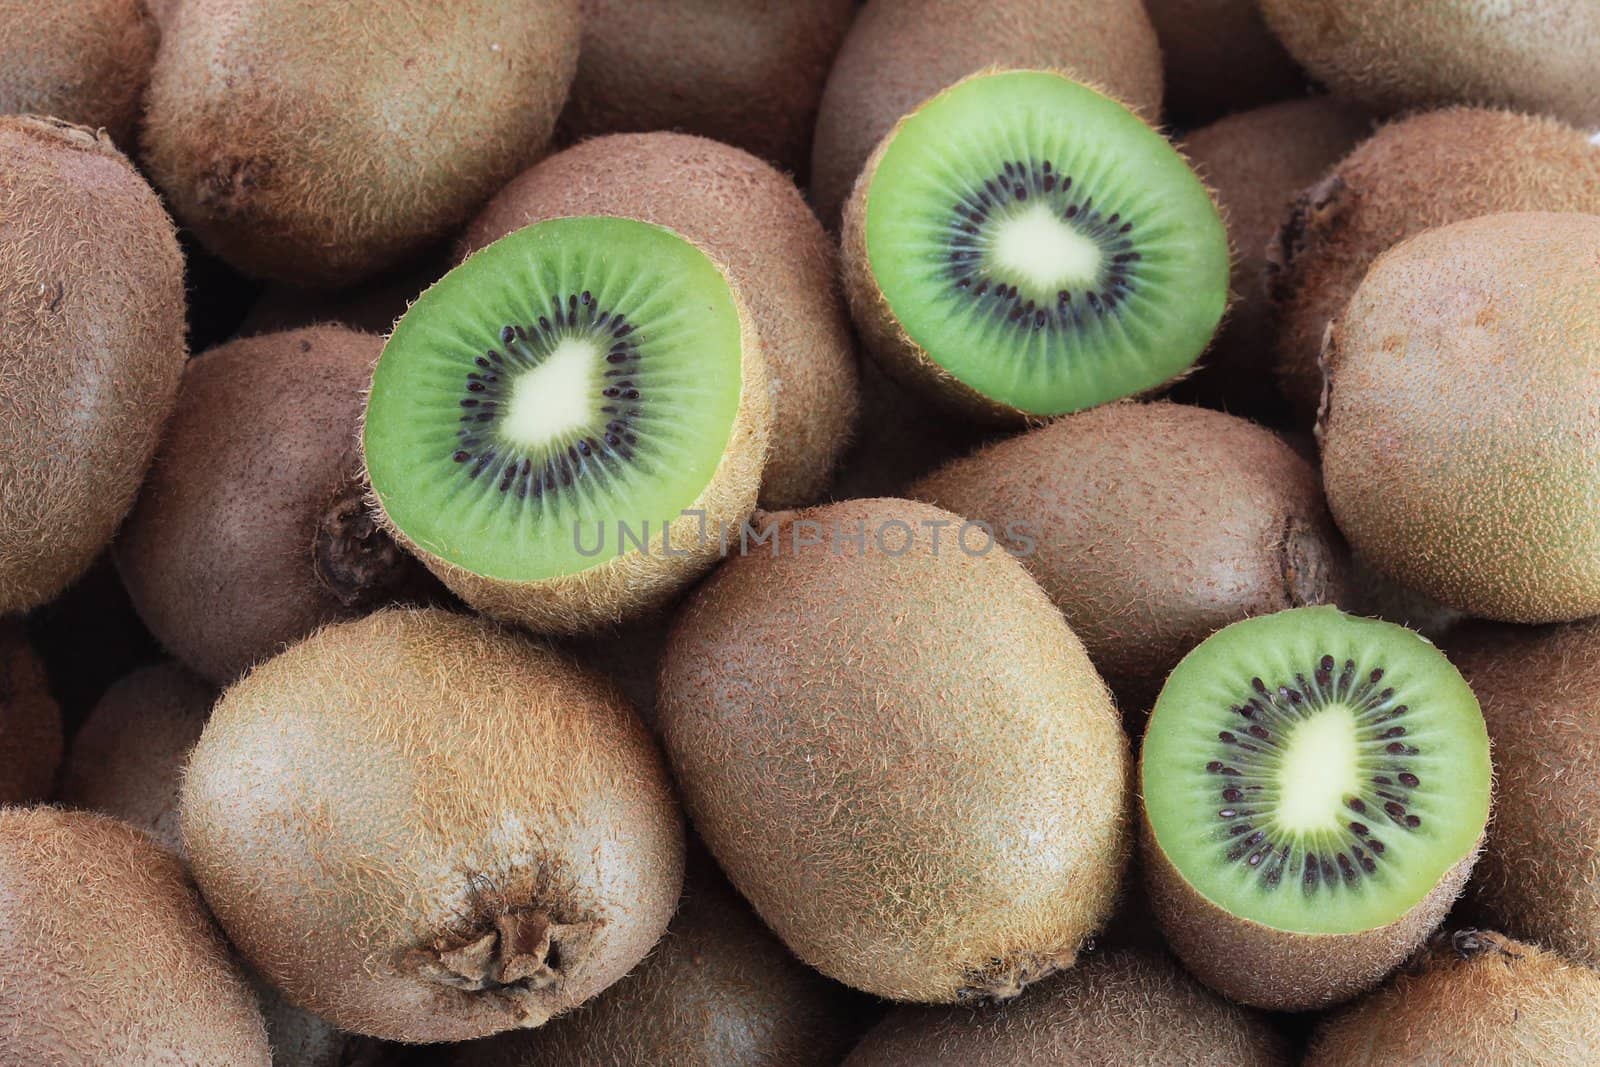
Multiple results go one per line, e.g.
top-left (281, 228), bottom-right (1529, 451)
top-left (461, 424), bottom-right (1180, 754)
top-left (847, 70), bottom-right (1229, 418)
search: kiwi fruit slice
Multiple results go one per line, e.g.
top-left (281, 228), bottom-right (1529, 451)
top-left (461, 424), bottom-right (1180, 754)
top-left (657, 498), bottom-right (1130, 1003)
top-left (1268, 107), bottom-right (1600, 421)
top-left (0, 808), bottom-right (270, 1063)
top-left (1321, 212), bottom-right (1600, 624)
top-left (458, 132), bottom-right (856, 509)
top-left (0, 116), bottom-right (187, 616)
top-left (909, 401), bottom-right (1352, 715)
top-left (0, 621), bottom-right (63, 804)
top-left (365, 216), bottom-right (770, 634)
top-left (1143, 0), bottom-right (1305, 124)
top-left (0, 0), bottom-right (159, 144)
top-left (560, 0), bottom-right (856, 175)
top-left (1140, 606), bottom-right (1491, 1011)
top-left (810, 0), bottom-right (1163, 230)
top-left (843, 948), bottom-right (1290, 1066)
top-left (140, 0), bottom-right (580, 286)
top-left (180, 608), bottom-right (684, 1042)
top-left (842, 69), bottom-right (1230, 423)
top-left (1305, 930), bottom-right (1600, 1066)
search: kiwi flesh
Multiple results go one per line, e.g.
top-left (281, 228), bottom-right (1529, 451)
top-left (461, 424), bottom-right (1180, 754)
top-left (0, 808), bottom-right (270, 1063)
top-left (560, 0), bottom-right (856, 175)
top-left (1141, 607), bottom-right (1491, 1011)
top-left (843, 70), bottom-right (1230, 423)
top-left (0, 116), bottom-right (187, 616)
top-left (140, 0), bottom-right (580, 286)
top-left (1305, 930), bottom-right (1600, 1066)
top-left (909, 401), bottom-right (1352, 715)
top-left (365, 216), bottom-right (771, 634)
top-left (116, 326), bottom-right (440, 684)
top-left (458, 132), bottom-right (856, 509)
top-left (810, 0), bottom-right (1164, 230)
top-left (180, 607), bottom-right (685, 1042)
top-left (657, 498), bottom-right (1130, 1003)
top-left (1268, 107), bottom-right (1600, 421)
top-left (0, 621), bottom-right (63, 804)
top-left (1143, 0), bottom-right (1305, 124)
top-left (843, 948), bottom-right (1291, 1066)
top-left (1321, 212), bottom-right (1600, 624)
top-left (0, 0), bottom-right (159, 144)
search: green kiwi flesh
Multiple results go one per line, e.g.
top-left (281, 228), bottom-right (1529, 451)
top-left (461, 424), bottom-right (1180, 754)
top-left (0, 0), bottom-right (159, 144)
top-left (0, 621), bottom-right (63, 804)
top-left (1141, 606), bottom-right (1490, 1010)
top-left (842, 70), bottom-right (1230, 421)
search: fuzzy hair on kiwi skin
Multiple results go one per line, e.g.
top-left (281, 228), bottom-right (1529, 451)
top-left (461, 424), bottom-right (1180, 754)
top-left (0, 116), bottom-right (187, 617)
top-left (458, 133), bottom-right (857, 510)
top-left (0, 622), bottom-right (64, 805)
top-left (0, 0), bottom-right (159, 144)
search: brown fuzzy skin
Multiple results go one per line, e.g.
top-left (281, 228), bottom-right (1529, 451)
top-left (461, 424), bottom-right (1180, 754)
top-left (0, 622), bottom-right (63, 805)
top-left (0, 117), bottom-right (187, 616)
top-left (140, 0), bottom-right (580, 286)
top-left (909, 402), bottom-right (1351, 715)
top-left (181, 608), bottom-right (685, 1043)
top-left (843, 949), bottom-right (1291, 1066)
top-left (116, 327), bottom-right (437, 684)
top-left (1452, 622), bottom-right (1600, 968)
top-left (0, 0), bottom-right (159, 144)
top-left (58, 662), bottom-right (213, 856)
top-left (1305, 931), bottom-right (1600, 1066)
top-left (809, 0), bottom-right (1163, 230)
top-left (1143, 0), bottom-right (1304, 124)
top-left (560, 0), bottom-right (856, 175)
top-left (1259, 1), bottom-right (1600, 129)
top-left (658, 499), bottom-right (1131, 1003)
top-left (0, 808), bottom-right (271, 1064)
top-left (458, 133), bottom-right (857, 509)
top-left (1321, 212), bottom-right (1600, 624)
top-left (1268, 108), bottom-right (1600, 421)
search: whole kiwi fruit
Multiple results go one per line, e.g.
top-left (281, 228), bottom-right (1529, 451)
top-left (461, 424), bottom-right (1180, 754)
top-left (809, 0), bottom-right (1164, 229)
top-left (909, 401), bottom-right (1351, 714)
top-left (0, 621), bottom-right (63, 804)
top-left (1143, 0), bottom-right (1304, 124)
top-left (458, 132), bottom-right (859, 509)
top-left (658, 498), bottom-right (1130, 1003)
top-left (0, 116), bottom-right (187, 616)
top-left (843, 949), bottom-right (1291, 1066)
top-left (116, 327), bottom-right (438, 685)
top-left (1268, 107), bottom-right (1600, 421)
top-left (181, 608), bottom-right (685, 1042)
top-left (0, 0), bottom-right (159, 143)
top-left (560, 0), bottom-right (856, 175)
top-left (0, 807), bottom-right (270, 1063)
top-left (140, 0), bottom-right (580, 286)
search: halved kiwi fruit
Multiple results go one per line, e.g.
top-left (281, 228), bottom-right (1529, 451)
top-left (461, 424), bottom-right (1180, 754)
top-left (841, 69), bottom-right (1230, 422)
top-left (364, 216), bottom-right (770, 634)
top-left (1141, 606), bottom-right (1491, 1011)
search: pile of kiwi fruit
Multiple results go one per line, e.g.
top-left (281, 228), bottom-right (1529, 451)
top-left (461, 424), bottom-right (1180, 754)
top-left (5, 2), bottom-right (1600, 1062)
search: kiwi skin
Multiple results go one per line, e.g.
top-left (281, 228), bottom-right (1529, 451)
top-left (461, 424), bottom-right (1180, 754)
top-left (0, 808), bottom-right (271, 1064)
top-left (458, 132), bottom-right (857, 510)
top-left (116, 327), bottom-right (440, 685)
top-left (0, 0), bottom-right (159, 144)
top-left (0, 622), bottom-right (64, 804)
top-left (1143, 0), bottom-right (1304, 124)
top-left (809, 0), bottom-right (1163, 230)
top-left (1268, 107), bottom-right (1600, 422)
top-left (560, 0), bottom-right (856, 175)
top-left (909, 401), bottom-right (1352, 716)
top-left (0, 116), bottom-right (187, 617)
top-left (180, 608), bottom-right (685, 1043)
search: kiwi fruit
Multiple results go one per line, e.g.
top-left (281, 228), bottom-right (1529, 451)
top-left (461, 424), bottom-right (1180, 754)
top-left (458, 132), bottom-right (857, 509)
top-left (364, 216), bottom-right (771, 634)
top-left (810, 0), bottom-right (1164, 230)
top-left (0, 116), bottom-right (187, 616)
top-left (0, 0), bottom-right (159, 143)
top-left (658, 498), bottom-right (1130, 1003)
top-left (560, 0), bottom-right (856, 175)
top-left (140, 0), bottom-right (580, 287)
top-left (0, 807), bottom-right (270, 1063)
top-left (909, 401), bottom-right (1352, 714)
top-left (116, 326), bottom-right (440, 684)
top-left (180, 607), bottom-right (685, 1042)
top-left (1140, 607), bottom-right (1492, 1011)
top-left (1305, 930), bottom-right (1600, 1066)
top-left (1259, 1), bottom-right (1600, 129)
top-left (842, 70), bottom-right (1230, 423)
top-left (843, 948), bottom-right (1291, 1066)
top-left (1320, 212), bottom-right (1600, 624)
top-left (1143, 0), bottom-right (1305, 124)
top-left (0, 621), bottom-right (63, 803)
top-left (1268, 107), bottom-right (1600, 421)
